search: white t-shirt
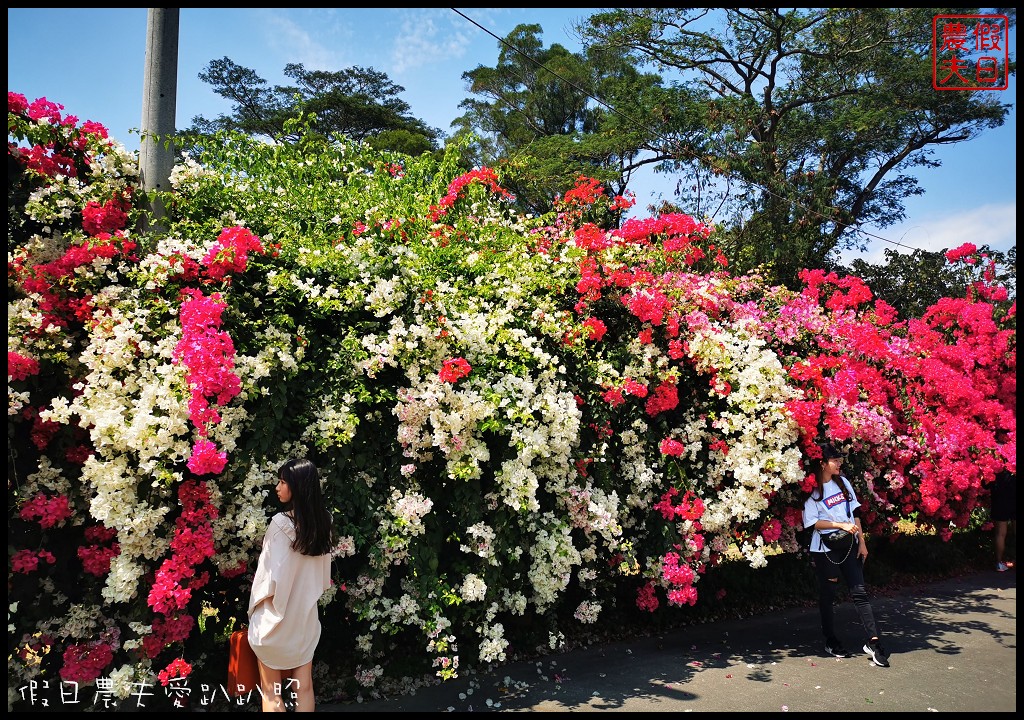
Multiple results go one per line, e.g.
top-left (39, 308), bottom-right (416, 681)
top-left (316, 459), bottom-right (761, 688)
top-left (802, 476), bottom-right (861, 553)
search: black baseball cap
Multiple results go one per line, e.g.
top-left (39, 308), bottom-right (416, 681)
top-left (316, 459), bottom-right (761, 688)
top-left (818, 443), bottom-right (844, 460)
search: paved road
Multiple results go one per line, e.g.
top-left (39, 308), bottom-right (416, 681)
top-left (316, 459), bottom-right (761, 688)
top-left (322, 568), bottom-right (1016, 712)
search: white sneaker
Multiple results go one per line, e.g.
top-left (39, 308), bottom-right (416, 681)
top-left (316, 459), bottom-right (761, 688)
top-left (864, 640), bottom-right (890, 668)
top-left (996, 561), bottom-right (1008, 572)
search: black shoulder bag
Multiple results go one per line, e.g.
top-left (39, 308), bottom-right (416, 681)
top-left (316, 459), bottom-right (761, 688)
top-left (820, 490), bottom-right (856, 564)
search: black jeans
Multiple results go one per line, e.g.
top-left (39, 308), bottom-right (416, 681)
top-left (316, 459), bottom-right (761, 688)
top-left (812, 547), bottom-right (880, 642)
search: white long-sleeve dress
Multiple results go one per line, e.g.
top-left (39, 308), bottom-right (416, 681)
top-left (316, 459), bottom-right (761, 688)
top-left (247, 513), bottom-right (331, 670)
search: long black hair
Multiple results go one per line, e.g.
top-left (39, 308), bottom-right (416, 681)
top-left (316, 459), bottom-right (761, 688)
top-left (278, 458), bottom-right (334, 556)
top-left (807, 456), bottom-right (851, 504)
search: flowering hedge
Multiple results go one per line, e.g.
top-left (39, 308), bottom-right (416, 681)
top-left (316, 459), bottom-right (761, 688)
top-left (7, 91), bottom-right (1015, 707)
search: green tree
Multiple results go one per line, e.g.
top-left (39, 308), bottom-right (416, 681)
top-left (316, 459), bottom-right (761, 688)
top-left (578, 8), bottom-right (1015, 287)
top-left (189, 57), bottom-right (440, 154)
top-left (452, 23), bottom-right (678, 219)
top-left (841, 245), bottom-right (1016, 319)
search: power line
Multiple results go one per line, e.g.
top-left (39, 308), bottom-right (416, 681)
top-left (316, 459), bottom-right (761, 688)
top-left (450, 8), bottom-right (935, 257)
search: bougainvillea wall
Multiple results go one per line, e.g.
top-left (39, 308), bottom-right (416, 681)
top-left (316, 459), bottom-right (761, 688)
top-left (7, 91), bottom-right (1015, 708)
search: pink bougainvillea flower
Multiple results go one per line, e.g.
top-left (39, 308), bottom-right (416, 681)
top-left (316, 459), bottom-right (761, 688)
top-left (187, 439), bottom-right (227, 476)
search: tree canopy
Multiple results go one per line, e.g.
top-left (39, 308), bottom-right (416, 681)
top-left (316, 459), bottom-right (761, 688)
top-left (576, 8), bottom-right (1015, 287)
top-left (187, 12), bottom-right (1015, 291)
top-left (841, 245), bottom-right (1017, 318)
top-left (189, 57), bottom-right (441, 154)
top-left (451, 23), bottom-right (677, 218)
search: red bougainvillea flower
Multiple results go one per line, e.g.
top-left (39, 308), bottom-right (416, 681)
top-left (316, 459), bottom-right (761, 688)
top-left (8, 351), bottom-right (41, 380)
top-left (659, 438), bottom-right (686, 457)
top-left (81, 195), bottom-right (129, 236)
top-left (60, 640), bottom-right (114, 685)
top-left (636, 581), bottom-right (659, 612)
top-left (78, 529), bottom-right (121, 577)
top-left (945, 242), bottom-right (978, 263)
top-left (645, 381), bottom-right (679, 416)
top-left (439, 357), bottom-right (472, 383)
top-left (11, 549), bottom-right (57, 574)
top-left (201, 226), bottom-right (264, 283)
top-left (760, 518), bottom-right (783, 543)
top-left (428, 167), bottom-right (515, 220)
top-left (157, 657), bottom-right (193, 686)
top-left (18, 491), bottom-right (73, 528)
top-left (583, 316), bottom-right (607, 341)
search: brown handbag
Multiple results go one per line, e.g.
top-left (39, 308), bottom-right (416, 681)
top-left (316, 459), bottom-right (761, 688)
top-left (227, 628), bottom-right (260, 697)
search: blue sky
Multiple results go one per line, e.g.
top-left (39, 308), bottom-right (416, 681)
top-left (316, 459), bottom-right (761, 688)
top-left (8, 8), bottom-right (1016, 264)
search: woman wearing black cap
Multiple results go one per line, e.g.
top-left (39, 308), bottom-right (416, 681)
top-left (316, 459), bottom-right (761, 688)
top-left (802, 443), bottom-right (890, 667)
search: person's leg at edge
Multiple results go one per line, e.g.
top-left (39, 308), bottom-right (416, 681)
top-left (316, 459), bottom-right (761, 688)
top-left (994, 519), bottom-right (1008, 567)
top-left (813, 555), bottom-right (840, 642)
top-left (257, 659), bottom-right (286, 712)
top-left (285, 662), bottom-right (315, 712)
top-left (1008, 519), bottom-right (1016, 567)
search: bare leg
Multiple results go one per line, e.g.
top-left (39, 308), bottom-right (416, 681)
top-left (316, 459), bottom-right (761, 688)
top-left (257, 658), bottom-right (286, 712)
top-left (284, 662), bottom-right (316, 712)
top-left (994, 520), bottom-right (1007, 564)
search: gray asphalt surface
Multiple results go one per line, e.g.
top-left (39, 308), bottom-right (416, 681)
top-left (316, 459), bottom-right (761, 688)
top-left (321, 568), bottom-right (1016, 712)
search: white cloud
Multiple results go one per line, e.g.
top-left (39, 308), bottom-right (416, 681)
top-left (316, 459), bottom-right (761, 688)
top-left (258, 9), bottom-right (343, 71)
top-left (843, 202), bottom-right (1016, 265)
top-left (389, 10), bottom-right (474, 74)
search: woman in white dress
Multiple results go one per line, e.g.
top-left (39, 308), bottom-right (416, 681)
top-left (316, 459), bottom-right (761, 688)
top-left (248, 458), bottom-right (333, 712)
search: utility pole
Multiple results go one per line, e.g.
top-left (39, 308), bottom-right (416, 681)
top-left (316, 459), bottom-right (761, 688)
top-left (139, 8), bottom-right (179, 233)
